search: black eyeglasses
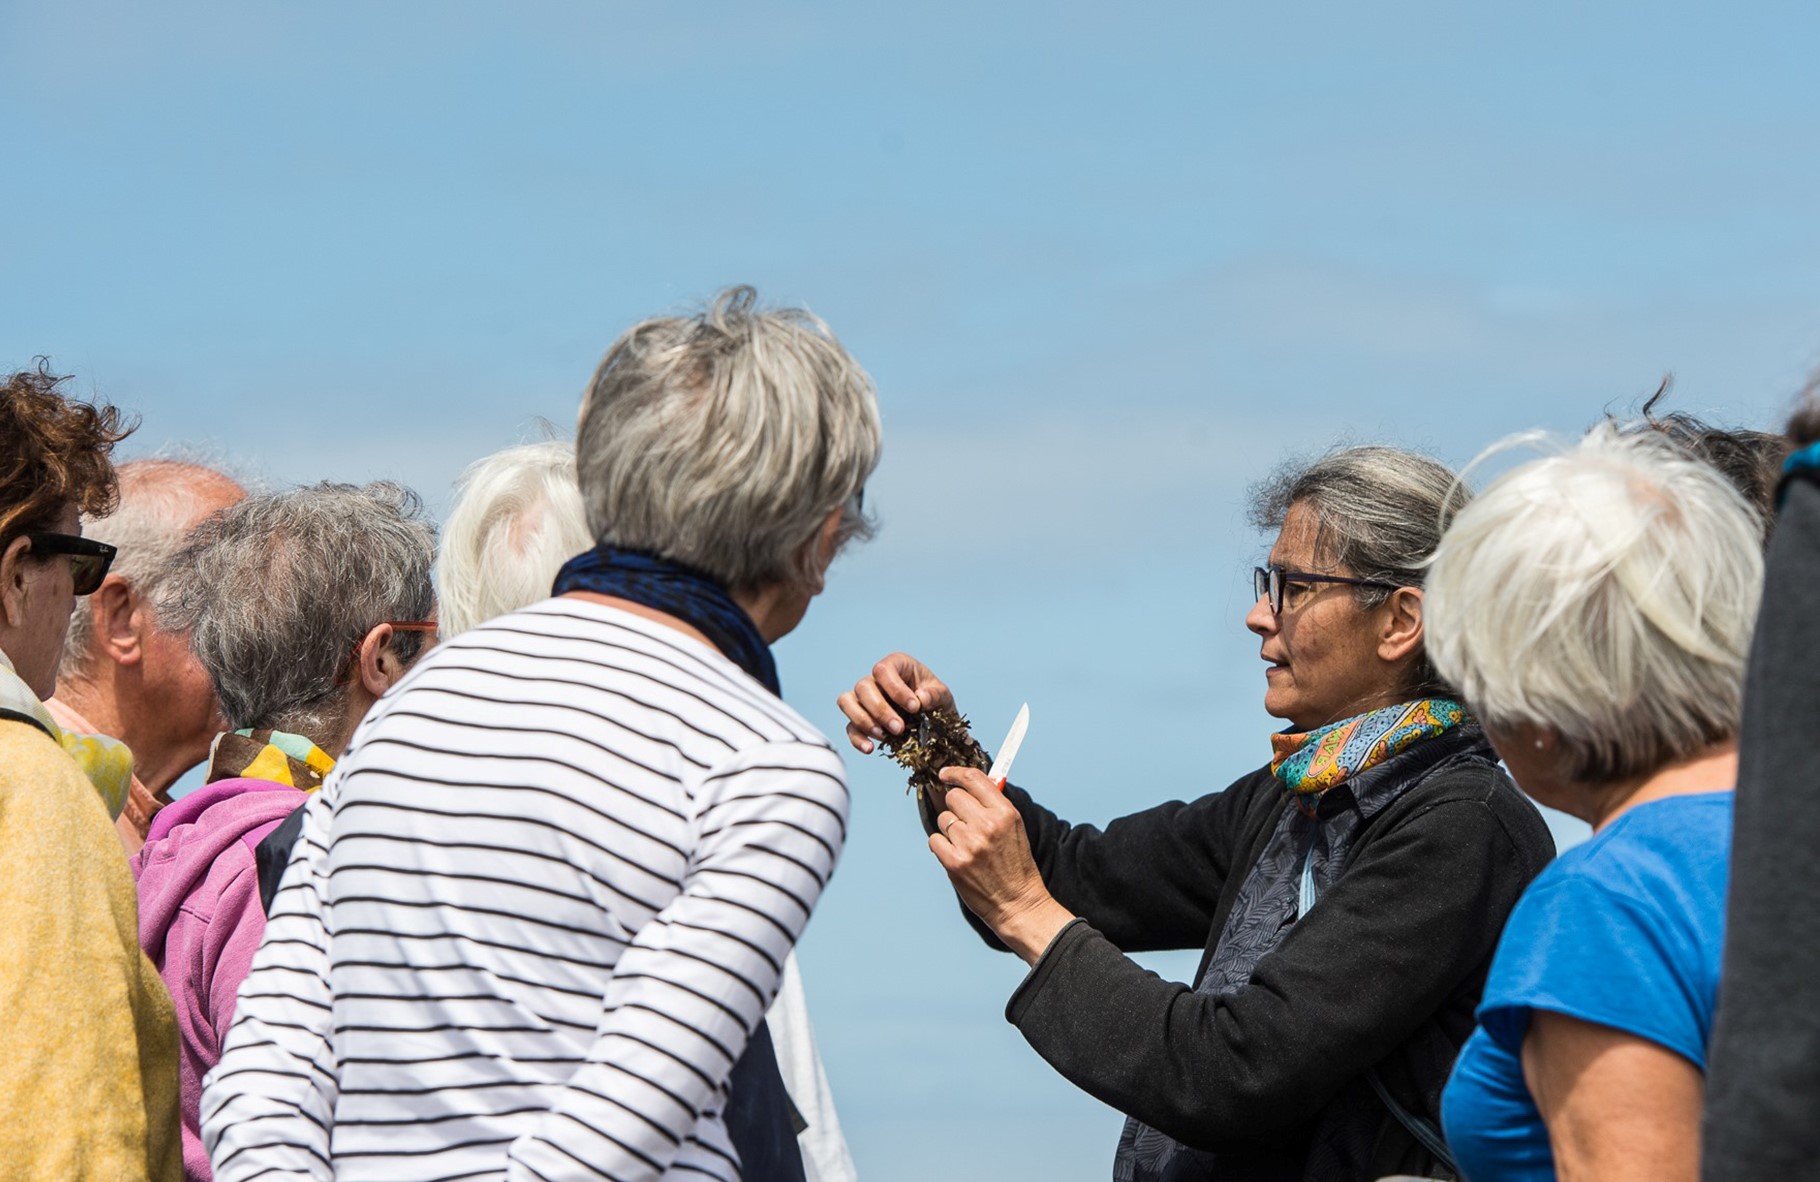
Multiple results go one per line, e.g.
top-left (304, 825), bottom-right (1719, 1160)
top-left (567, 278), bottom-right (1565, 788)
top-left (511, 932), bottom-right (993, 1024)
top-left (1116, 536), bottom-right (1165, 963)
top-left (1252, 564), bottom-right (1401, 615)
top-left (25, 532), bottom-right (116, 596)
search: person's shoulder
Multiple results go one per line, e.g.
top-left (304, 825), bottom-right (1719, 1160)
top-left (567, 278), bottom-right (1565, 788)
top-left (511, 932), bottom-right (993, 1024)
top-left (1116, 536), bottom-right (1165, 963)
top-left (1549, 792), bottom-right (1732, 897)
top-left (0, 717), bottom-right (102, 803)
top-left (1388, 746), bottom-right (1554, 858)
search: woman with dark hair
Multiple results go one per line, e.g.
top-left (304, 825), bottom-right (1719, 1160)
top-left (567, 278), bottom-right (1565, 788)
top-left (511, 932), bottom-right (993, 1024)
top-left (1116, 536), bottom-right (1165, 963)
top-left (841, 447), bottom-right (1555, 1181)
top-left (0, 363), bottom-right (180, 1179)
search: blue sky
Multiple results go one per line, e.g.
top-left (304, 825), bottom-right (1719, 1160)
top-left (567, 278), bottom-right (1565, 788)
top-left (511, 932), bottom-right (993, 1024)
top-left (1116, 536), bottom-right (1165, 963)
top-left (6, 3), bottom-right (1819, 1178)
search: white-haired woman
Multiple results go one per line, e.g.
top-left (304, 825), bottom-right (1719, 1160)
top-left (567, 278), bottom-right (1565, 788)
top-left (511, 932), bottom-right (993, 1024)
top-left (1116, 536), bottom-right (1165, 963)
top-left (206, 288), bottom-right (879, 1182)
top-left (842, 447), bottom-right (1555, 1181)
top-left (1429, 427), bottom-right (1763, 1182)
top-left (433, 438), bottom-right (858, 1182)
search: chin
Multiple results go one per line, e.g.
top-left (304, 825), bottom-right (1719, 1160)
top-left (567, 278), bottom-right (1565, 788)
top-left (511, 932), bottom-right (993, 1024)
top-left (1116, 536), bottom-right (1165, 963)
top-left (1261, 692), bottom-right (1300, 726)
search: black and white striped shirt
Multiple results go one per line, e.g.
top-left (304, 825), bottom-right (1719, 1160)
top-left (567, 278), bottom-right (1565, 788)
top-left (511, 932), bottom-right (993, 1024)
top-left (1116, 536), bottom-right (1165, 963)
top-left (202, 598), bottom-right (850, 1182)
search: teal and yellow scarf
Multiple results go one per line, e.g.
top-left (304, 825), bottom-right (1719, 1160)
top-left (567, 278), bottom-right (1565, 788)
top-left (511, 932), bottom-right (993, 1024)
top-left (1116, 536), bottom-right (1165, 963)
top-left (0, 649), bottom-right (134, 818)
top-left (205, 728), bottom-right (336, 792)
top-left (1271, 698), bottom-right (1466, 814)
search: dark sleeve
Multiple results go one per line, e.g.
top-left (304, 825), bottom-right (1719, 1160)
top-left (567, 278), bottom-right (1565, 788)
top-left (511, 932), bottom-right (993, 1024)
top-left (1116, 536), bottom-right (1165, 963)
top-left (941, 773), bottom-right (1263, 955)
top-left (1702, 478), bottom-right (1820, 1179)
top-left (1006, 789), bottom-right (1544, 1148)
top-left (254, 802), bottom-right (309, 915)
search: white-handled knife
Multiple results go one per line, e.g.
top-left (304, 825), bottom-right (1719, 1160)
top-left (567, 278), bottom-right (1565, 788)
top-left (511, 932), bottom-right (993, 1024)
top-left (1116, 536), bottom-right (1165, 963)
top-left (987, 703), bottom-right (1030, 789)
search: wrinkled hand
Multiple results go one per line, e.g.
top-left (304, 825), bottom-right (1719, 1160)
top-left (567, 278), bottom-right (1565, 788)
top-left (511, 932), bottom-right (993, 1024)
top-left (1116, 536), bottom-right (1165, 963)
top-left (836, 652), bottom-right (957, 754)
top-left (930, 766), bottom-right (1076, 964)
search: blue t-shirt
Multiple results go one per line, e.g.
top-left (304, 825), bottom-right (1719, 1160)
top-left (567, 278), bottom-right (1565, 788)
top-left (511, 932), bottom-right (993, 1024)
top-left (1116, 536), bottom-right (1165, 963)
top-left (1441, 791), bottom-right (1732, 1182)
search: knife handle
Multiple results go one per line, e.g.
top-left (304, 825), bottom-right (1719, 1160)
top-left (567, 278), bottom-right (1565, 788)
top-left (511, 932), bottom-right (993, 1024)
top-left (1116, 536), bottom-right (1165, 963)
top-left (992, 776), bottom-right (1008, 793)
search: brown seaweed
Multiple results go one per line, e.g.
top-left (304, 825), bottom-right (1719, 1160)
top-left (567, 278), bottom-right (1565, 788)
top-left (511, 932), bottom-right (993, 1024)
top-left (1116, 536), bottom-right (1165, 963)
top-left (878, 705), bottom-right (992, 811)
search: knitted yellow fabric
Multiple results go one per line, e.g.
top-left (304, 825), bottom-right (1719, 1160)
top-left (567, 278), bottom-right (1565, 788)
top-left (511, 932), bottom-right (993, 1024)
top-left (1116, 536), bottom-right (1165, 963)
top-left (0, 719), bottom-right (182, 1180)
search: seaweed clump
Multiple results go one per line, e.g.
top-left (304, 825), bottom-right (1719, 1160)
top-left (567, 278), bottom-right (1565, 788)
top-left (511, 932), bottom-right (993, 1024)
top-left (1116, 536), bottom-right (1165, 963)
top-left (879, 705), bottom-right (992, 812)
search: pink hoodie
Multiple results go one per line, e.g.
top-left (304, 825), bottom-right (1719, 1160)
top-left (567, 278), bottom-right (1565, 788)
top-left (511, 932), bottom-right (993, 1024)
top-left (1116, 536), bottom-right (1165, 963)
top-left (132, 778), bottom-right (306, 1182)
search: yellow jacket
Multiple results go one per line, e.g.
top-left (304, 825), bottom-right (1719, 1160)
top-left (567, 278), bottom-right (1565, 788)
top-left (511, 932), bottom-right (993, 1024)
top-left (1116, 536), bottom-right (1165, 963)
top-left (0, 718), bottom-right (182, 1180)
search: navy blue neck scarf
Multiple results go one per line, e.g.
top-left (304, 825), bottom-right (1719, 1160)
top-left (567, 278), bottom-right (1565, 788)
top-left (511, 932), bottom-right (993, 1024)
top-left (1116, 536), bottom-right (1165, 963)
top-left (552, 544), bottom-right (805, 1182)
top-left (554, 546), bottom-right (780, 695)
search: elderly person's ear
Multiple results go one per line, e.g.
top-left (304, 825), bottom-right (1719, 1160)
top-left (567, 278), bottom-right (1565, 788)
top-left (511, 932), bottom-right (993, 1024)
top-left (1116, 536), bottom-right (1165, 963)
top-left (805, 505), bottom-right (847, 592)
top-left (353, 623), bottom-right (422, 697)
top-left (1377, 586), bottom-right (1426, 664)
top-left (0, 534), bottom-right (34, 626)
top-left (83, 575), bottom-right (145, 667)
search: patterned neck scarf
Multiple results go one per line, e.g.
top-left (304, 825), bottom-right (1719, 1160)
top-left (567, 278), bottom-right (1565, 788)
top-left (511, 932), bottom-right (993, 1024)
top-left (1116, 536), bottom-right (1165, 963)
top-left (205, 728), bottom-right (336, 792)
top-left (0, 648), bottom-right (135, 817)
top-left (1271, 698), bottom-right (1466, 814)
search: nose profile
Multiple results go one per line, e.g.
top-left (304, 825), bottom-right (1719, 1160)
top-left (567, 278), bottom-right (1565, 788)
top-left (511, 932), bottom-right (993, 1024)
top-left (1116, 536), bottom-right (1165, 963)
top-left (1245, 591), bottom-right (1277, 638)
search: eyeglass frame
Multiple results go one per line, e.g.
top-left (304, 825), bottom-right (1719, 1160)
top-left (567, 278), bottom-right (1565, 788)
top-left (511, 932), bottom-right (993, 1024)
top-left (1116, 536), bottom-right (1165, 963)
top-left (22, 532), bottom-right (117, 597)
top-left (1251, 564), bottom-right (1403, 615)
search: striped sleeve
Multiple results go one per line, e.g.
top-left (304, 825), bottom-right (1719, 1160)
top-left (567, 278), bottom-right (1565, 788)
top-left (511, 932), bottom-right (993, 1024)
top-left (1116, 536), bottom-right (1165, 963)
top-left (201, 785), bottom-right (340, 1182)
top-left (505, 739), bottom-right (849, 1182)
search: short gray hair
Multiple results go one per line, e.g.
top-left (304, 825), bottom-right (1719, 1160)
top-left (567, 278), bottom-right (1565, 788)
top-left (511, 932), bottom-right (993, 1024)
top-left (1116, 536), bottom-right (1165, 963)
top-left (1425, 425), bottom-right (1763, 784)
top-left (157, 481), bottom-right (436, 738)
top-left (576, 286), bottom-right (882, 592)
top-left (62, 458), bottom-right (244, 680)
top-left (438, 441), bottom-right (594, 636)
top-left (1249, 445), bottom-right (1471, 696)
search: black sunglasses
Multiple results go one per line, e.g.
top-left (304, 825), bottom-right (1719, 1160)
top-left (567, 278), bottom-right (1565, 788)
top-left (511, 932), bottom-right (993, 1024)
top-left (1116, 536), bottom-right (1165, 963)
top-left (1252, 564), bottom-right (1401, 615)
top-left (25, 532), bottom-right (117, 596)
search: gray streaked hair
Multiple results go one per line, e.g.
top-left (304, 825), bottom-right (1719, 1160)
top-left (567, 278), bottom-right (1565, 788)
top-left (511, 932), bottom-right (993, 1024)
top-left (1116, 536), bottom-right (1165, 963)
top-left (1249, 445), bottom-right (1471, 696)
top-left (61, 458), bottom-right (244, 680)
top-left (576, 286), bottom-right (882, 592)
top-left (156, 481), bottom-right (436, 738)
top-left (1425, 425), bottom-right (1763, 784)
top-left (437, 441), bottom-right (594, 636)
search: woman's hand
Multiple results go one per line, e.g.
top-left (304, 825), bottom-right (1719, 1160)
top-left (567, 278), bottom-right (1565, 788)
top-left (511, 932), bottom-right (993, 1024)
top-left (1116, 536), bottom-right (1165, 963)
top-left (929, 766), bottom-right (1076, 964)
top-left (836, 652), bottom-right (957, 754)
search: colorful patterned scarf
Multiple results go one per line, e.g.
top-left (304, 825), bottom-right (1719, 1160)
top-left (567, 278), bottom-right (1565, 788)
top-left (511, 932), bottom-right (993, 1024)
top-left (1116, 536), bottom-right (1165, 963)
top-left (0, 648), bottom-right (134, 818)
top-left (205, 728), bottom-right (336, 792)
top-left (1271, 698), bottom-right (1466, 814)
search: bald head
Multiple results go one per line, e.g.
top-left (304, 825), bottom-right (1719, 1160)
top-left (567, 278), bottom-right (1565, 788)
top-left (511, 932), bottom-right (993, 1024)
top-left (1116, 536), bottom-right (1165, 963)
top-left (62, 458), bottom-right (246, 680)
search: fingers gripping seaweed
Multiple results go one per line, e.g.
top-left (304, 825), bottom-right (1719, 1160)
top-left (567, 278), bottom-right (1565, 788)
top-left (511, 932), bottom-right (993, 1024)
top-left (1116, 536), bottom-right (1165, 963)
top-left (878, 705), bottom-right (992, 813)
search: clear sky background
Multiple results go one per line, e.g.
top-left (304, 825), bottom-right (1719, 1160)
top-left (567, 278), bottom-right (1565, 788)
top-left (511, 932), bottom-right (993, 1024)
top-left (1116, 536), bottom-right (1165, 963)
top-left (6, 3), bottom-right (1818, 1178)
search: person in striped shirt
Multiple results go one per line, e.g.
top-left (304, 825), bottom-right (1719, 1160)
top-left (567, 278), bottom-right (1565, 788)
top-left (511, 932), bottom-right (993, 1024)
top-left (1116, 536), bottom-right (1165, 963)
top-left (203, 286), bottom-right (881, 1182)
top-left (434, 439), bottom-right (859, 1182)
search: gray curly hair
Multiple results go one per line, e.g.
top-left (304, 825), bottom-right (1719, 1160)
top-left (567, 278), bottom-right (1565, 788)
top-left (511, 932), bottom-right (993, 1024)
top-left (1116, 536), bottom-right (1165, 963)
top-left (156, 481), bottom-right (436, 739)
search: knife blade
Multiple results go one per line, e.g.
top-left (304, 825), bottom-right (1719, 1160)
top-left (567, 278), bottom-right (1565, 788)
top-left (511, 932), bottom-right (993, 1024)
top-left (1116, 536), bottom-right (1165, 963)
top-left (987, 703), bottom-right (1030, 788)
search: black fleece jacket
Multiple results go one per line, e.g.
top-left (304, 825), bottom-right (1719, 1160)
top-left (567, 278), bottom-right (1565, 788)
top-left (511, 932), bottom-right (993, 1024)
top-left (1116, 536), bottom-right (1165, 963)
top-left (962, 732), bottom-right (1553, 1181)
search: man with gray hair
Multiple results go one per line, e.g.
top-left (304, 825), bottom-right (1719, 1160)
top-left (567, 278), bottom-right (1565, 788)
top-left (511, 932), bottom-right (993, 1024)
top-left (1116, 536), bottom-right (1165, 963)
top-left (48, 458), bottom-right (246, 853)
top-left (131, 480), bottom-right (436, 1182)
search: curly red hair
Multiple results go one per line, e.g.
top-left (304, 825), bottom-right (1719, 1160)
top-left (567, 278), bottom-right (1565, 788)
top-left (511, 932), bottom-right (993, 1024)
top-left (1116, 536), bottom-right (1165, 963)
top-left (0, 361), bottom-right (136, 546)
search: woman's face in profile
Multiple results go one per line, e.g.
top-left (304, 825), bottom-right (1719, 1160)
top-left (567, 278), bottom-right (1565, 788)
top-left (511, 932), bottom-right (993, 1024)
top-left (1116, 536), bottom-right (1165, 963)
top-left (7, 502), bottom-right (82, 699)
top-left (1245, 502), bottom-right (1394, 731)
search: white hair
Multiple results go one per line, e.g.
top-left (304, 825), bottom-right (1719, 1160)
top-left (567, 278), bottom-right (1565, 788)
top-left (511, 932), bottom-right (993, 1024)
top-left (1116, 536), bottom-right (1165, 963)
top-left (1425, 424), bottom-right (1764, 783)
top-left (62, 458), bottom-right (244, 680)
top-left (576, 286), bottom-right (882, 592)
top-left (437, 441), bottom-right (594, 636)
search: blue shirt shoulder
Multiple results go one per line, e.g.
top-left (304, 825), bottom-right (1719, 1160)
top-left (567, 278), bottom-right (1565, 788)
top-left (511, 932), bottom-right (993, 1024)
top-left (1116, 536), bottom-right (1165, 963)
top-left (1441, 791), bottom-right (1732, 1182)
